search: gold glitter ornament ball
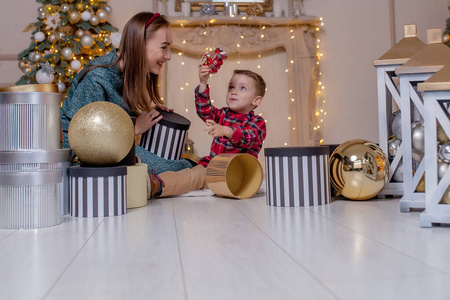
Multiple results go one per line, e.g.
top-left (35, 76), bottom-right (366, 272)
top-left (68, 102), bottom-right (135, 165)
top-left (330, 139), bottom-right (389, 200)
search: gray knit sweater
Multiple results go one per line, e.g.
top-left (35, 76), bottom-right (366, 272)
top-left (60, 50), bottom-right (191, 174)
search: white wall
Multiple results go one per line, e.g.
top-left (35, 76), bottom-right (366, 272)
top-left (0, 0), bottom-right (447, 150)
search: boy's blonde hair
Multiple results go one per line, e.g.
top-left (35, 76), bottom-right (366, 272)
top-left (233, 69), bottom-right (266, 97)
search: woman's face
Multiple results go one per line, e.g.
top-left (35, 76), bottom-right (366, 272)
top-left (145, 26), bottom-right (172, 75)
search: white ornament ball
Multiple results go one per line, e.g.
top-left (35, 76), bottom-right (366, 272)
top-left (61, 47), bottom-right (73, 60)
top-left (18, 60), bottom-right (27, 70)
top-left (104, 5), bottom-right (112, 14)
top-left (28, 52), bottom-right (35, 61)
top-left (34, 31), bottom-right (46, 42)
top-left (80, 35), bottom-right (95, 48)
top-left (97, 9), bottom-right (108, 22)
top-left (57, 81), bottom-right (66, 93)
top-left (31, 52), bottom-right (42, 62)
top-left (89, 15), bottom-right (99, 26)
top-left (48, 33), bottom-right (57, 44)
top-left (111, 32), bottom-right (122, 48)
top-left (75, 29), bottom-right (85, 38)
top-left (81, 11), bottom-right (91, 21)
top-left (23, 67), bottom-right (32, 75)
top-left (61, 3), bottom-right (70, 13)
top-left (36, 68), bottom-right (54, 84)
top-left (71, 59), bottom-right (82, 71)
top-left (438, 161), bottom-right (449, 180)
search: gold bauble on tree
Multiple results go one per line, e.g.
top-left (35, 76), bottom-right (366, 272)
top-left (68, 102), bottom-right (135, 165)
top-left (68, 11), bottom-right (81, 24)
top-left (329, 139), bottom-right (389, 200)
top-left (76, 3), bottom-right (85, 11)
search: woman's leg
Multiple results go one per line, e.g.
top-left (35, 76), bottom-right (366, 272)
top-left (158, 165), bottom-right (207, 197)
top-left (135, 145), bottom-right (192, 174)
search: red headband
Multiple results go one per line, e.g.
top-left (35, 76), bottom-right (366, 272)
top-left (145, 13), bottom-right (160, 28)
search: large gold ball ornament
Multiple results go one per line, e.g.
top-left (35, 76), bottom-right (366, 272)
top-left (68, 102), bottom-right (135, 165)
top-left (18, 60), bottom-right (27, 70)
top-left (68, 11), bottom-right (81, 24)
top-left (80, 35), bottom-right (95, 48)
top-left (89, 15), bottom-right (100, 26)
top-left (330, 139), bottom-right (389, 200)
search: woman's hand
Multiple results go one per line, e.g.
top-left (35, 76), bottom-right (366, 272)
top-left (134, 109), bottom-right (162, 135)
top-left (204, 119), bottom-right (234, 138)
top-left (155, 104), bottom-right (173, 112)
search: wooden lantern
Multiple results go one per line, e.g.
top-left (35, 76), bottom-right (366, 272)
top-left (373, 24), bottom-right (425, 197)
top-left (417, 66), bottom-right (450, 227)
top-left (395, 29), bottom-right (450, 212)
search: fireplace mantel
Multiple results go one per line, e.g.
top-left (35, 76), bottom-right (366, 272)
top-left (163, 16), bottom-right (321, 146)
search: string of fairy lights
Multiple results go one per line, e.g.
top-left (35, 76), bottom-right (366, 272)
top-left (167, 15), bottom-right (326, 147)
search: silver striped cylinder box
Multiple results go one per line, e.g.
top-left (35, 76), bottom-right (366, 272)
top-left (265, 147), bottom-right (331, 207)
top-left (69, 166), bottom-right (127, 217)
top-left (140, 109), bottom-right (190, 160)
top-left (0, 92), bottom-right (61, 150)
top-left (0, 149), bottom-right (71, 229)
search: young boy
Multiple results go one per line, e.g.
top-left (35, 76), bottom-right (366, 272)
top-left (149, 65), bottom-right (267, 197)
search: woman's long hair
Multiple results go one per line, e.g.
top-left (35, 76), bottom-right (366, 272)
top-left (118, 12), bottom-right (167, 112)
top-left (79, 12), bottom-right (167, 112)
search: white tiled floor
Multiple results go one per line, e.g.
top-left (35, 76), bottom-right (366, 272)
top-left (1, 194), bottom-right (450, 300)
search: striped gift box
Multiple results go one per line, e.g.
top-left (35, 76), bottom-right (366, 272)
top-left (140, 109), bottom-right (190, 160)
top-left (69, 166), bottom-right (127, 217)
top-left (264, 147), bottom-right (331, 207)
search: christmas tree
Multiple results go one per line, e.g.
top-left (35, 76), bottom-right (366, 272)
top-left (16, 0), bottom-right (120, 96)
top-left (444, 2), bottom-right (450, 46)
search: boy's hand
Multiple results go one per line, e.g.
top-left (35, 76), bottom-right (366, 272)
top-left (198, 64), bottom-right (210, 93)
top-left (205, 119), bottom-right (234, 138)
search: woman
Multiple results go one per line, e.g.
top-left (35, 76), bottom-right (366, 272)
top-left (61, 12), bottom-right (192, 175)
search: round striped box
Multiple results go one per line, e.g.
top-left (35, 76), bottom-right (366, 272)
top-left (0, 149), bottom-right (71, 229)
top-left (69, 166), bottom-right (127, 217)
top-left (264, 147), bottom-right (331, 207)
top-left (0, 92), bottom-right (61, 150)
top-left (139, 109), bottom-right (190, 160)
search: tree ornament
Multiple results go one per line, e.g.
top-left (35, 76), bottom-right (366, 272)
top-left (36, 62), bottom-right (55, 84)
top-left (22, 67), bottom-right (32, 75)
top-left (76, 3), bottom-right (85, 11)
top-left (56, 31), bottom-right (65, 40)
top-left (104, 5), bottom-right (112, 14)
top-left (89, 15), bottom-right (100, 26)
top-left (60, 3), bottom-right (70, 13)
top-left (392, 160), bottom-right (403, 182)
top-left (48, 33), bottom-right (57, 44)
top-left (437, 122), bottom-right (450, 144)
top-left (111, 32), bottom-right (122, 48)
top-left (61, 47), bottom-right (73, 60)
top-left (70, 59), bottom-right (82, 71)
top-left (37, 6), bottom-right (44, 13)
top-left (34, 31), bottom-right (45, 42)
top-left (81, 11), bottom-right (92, 21)
top-left (57, 80), bottom-right (66, 93)
top-left (38, 11), bottom-right (46, 20)
top-left (31, 52), bottom-right (42, 62)
top-left (75, 29), bottom-right (85, 38)
top-left (18, 60), bottom-right (27, 70)
top-left (68, 0), bottom-right (75, 3)
top-left (68, 11), bottom-right (81, 24)
top-left (65, 66), bottom-right (75, 77)
top-left (97, 9), bottom-right (108, 22)
top-left (103, 36), bottom-right (111, 46)
top-left (80, 35), bottom-right (95, 48)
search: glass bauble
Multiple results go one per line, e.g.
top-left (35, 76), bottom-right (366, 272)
top-left (75, 29), bottom-right (85, 38)
top-left (80, 35), bottom-right (95, 48)
top-left (89, 15), bottom-right (99, 26)
top-left (97, 9), bottom-right (108, 22)
top-left (68, 11), bottom-right (81, 24)
top-left (329, 139), bottom-right (389, 200)
top-left (61, 47), bottom-right (73, 60)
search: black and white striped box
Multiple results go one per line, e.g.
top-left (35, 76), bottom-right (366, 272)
top-left (264, 147), bottom-right (331, 207)
top-left (69, 166), bottom-right (127, 217)
top-left (140, 109), bottom-right (190, 160)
